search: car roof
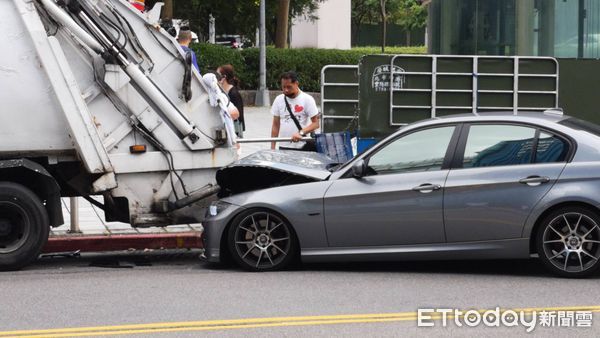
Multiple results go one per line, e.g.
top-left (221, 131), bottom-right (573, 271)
top-left (414, 111), bottom-right (569, 127)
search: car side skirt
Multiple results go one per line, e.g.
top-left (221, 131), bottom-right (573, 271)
top-left (301, 239), bottom-right (530, 263)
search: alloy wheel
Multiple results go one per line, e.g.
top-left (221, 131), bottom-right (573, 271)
top-left (232, 211), bottom-right (292, 270)
top-left (542, 212), bottom-right (600, 273)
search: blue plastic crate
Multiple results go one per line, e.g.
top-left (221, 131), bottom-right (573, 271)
top-left (357, 138), bottom-right (378, 153)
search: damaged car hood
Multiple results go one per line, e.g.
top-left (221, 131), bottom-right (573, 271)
top-left (216, 150), bottom-right (336, 196)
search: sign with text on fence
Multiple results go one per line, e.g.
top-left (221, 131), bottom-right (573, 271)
top-left (372, 65), bottom-right (405, 92)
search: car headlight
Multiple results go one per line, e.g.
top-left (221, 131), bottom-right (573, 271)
top-left (208, 200), bottom-right (233, 217)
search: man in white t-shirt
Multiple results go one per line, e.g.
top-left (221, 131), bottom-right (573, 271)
top-left (270, 72), bottom-right (319, 150)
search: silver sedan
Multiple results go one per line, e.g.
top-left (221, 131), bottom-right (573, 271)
top-left (204, 112), bottom-right (600, 277)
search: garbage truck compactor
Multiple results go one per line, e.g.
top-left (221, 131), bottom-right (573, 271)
top-left (0, 0), bottom-right (238, 269)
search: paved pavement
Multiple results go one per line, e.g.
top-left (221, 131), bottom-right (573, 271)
top-left (1, 254), bottom-right (599, 336)
top-left (237, 106), bottom-right (275, 156)
top-left (50, 106), bottom-right (273, 238)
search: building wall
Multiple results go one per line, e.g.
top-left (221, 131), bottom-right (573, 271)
top-left (290, 0), bottom-right (351, 49)
top-left (427, 0), bottom-right (600, 123)
top-left (428, 0), bottom-right (600, 58)
top-left (290, 16), bottom-right (318, 48)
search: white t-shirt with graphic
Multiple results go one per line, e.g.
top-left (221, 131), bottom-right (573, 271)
top-left (271, 91), bottom-right (318, 149)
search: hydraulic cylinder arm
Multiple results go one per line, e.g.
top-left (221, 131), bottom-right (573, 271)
top-left (40, 0), bottom-right (208, 149)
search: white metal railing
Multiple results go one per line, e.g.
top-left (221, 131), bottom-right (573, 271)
top-left (320, 65), bottom-right (359, 133)
top-left (388, 55), bottom-right (560, 126)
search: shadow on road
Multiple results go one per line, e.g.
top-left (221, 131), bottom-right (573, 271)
top-left (31, 249), bottom-right (204, 270)
top-left (25, 250), bottom-right (600, 279)
top-left (205, 258), bottom-right (600, 279)
top-left (300, 259), bottom-right (553, 277)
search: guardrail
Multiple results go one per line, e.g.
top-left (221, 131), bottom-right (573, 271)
top-left (388, 55), bottom-right (559, 126)
top-left (69, 197), bottom-right (81, 234)
top-left (320, 65), bottom-right (359, 133)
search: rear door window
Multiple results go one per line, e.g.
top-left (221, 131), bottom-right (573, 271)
top-left (462, 125), bottom-right (536, 168)
top-left (535, 131), bottom-right (568, 163)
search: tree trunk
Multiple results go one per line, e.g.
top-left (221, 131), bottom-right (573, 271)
top-left (380, 0), bottom-right (387, 53)
top-left (353, 24), bottom-right (361, 46)
top-left (275, 0), bottom-right (291, 48)
top-left (161, 0), bottom-right (173, 19)
top-left (406, 30), bottom-right (411, 46)
top-left (353, 12), bottom-right (366, 46)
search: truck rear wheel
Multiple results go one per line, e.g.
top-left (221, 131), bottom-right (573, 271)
top-left (0, 182), bottom-right (49, 270)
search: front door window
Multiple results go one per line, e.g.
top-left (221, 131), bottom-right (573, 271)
top-left (368, 126), bottom-right (456, 175)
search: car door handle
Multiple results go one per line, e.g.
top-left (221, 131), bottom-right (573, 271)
top-left (519, 176), bottom-right (550, 186)
top-left (412, 183), bottom-right (442, 193)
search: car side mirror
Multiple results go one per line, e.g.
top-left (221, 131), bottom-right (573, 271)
top-left (351, 159), bottom-right (367, 178)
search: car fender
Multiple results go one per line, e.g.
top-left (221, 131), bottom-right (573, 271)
top-left (523, 162), bottom-right (600, 237)
top-left (222, 180), bottom-right (334, 249)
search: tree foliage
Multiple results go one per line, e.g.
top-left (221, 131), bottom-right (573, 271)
top-left (146, 0), bottom-right (322, 44)
top-left (192, 43), bottom-right (426, 91)
top-left (352, 0), bottom-right (427, 41)
top-left (353, 0), bottom-right (427, 26)
top-left (390, 0), bottom-right (427, 31)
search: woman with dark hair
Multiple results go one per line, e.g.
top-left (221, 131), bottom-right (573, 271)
top-left (217, 64), bottom-right (244, 138)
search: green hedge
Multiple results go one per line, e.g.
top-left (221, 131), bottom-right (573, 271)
top-left (191, 44), bottom-right (426, 92)
top-left (194, 43), bottom-right (245, 77)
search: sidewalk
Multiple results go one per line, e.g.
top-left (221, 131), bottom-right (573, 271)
top-left (46, 106), bottom-right (274, 252)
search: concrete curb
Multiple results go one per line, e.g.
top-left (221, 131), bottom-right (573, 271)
top-left (43, 232), bottom-right (203, 253)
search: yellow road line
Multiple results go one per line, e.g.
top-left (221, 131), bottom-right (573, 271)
top-left (0, 313), bottom-right (416, 336)
top-left (1, 318), bottom-right (419, 338)
top-left (1, 305), bottom-right (599, 337)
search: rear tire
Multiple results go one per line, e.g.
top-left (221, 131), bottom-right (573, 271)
top-left (536, 206), bottom-right (600, 278)
top-left (0, 182), bottom-right (49, 271)
top-left (227, 209), bottom-right (298, 272)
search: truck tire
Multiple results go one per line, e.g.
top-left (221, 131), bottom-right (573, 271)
top-left (0, 182), bottom-right (50, 270)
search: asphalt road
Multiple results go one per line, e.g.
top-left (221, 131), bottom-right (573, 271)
top-left (1, 251), bottom-right (600, 337)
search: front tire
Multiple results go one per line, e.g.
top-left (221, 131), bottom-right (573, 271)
top-left (227, 209), bottom-right (297, 271)
top-left (536, 207), bottom-right (600, 278)
top-left (0, 182), bottom-right (50, 271)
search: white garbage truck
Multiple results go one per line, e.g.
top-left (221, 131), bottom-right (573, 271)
top-left (0, 0), bottom-right (239, 269)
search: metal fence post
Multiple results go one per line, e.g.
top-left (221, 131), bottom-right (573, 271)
top-left (69, 197), bottom-right (81, 234)
top-left (255, 0), bottom-right (270, 106)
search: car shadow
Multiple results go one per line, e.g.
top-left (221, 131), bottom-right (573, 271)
top-left (296, 259), bottom-right (600, 278)
top-left (30, 249), bottom-right (204, 271)
top-left (30, 251), bottom-right (600, 279)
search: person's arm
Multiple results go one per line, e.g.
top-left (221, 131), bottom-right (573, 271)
top-left (305, 96), bottom-right (320, 133)
top-left (303, 115), bottom-right (320, 133)
top-left (228, 104), bottom-right (240, 120)
top-left (271, 116), bottom-right (280, 149)
top-left (191, 52), bottom-right (200, 72)
top-left (229, 90), bottom-right (244, 123)
top-left (291, 115), bottom-right (319, 142)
